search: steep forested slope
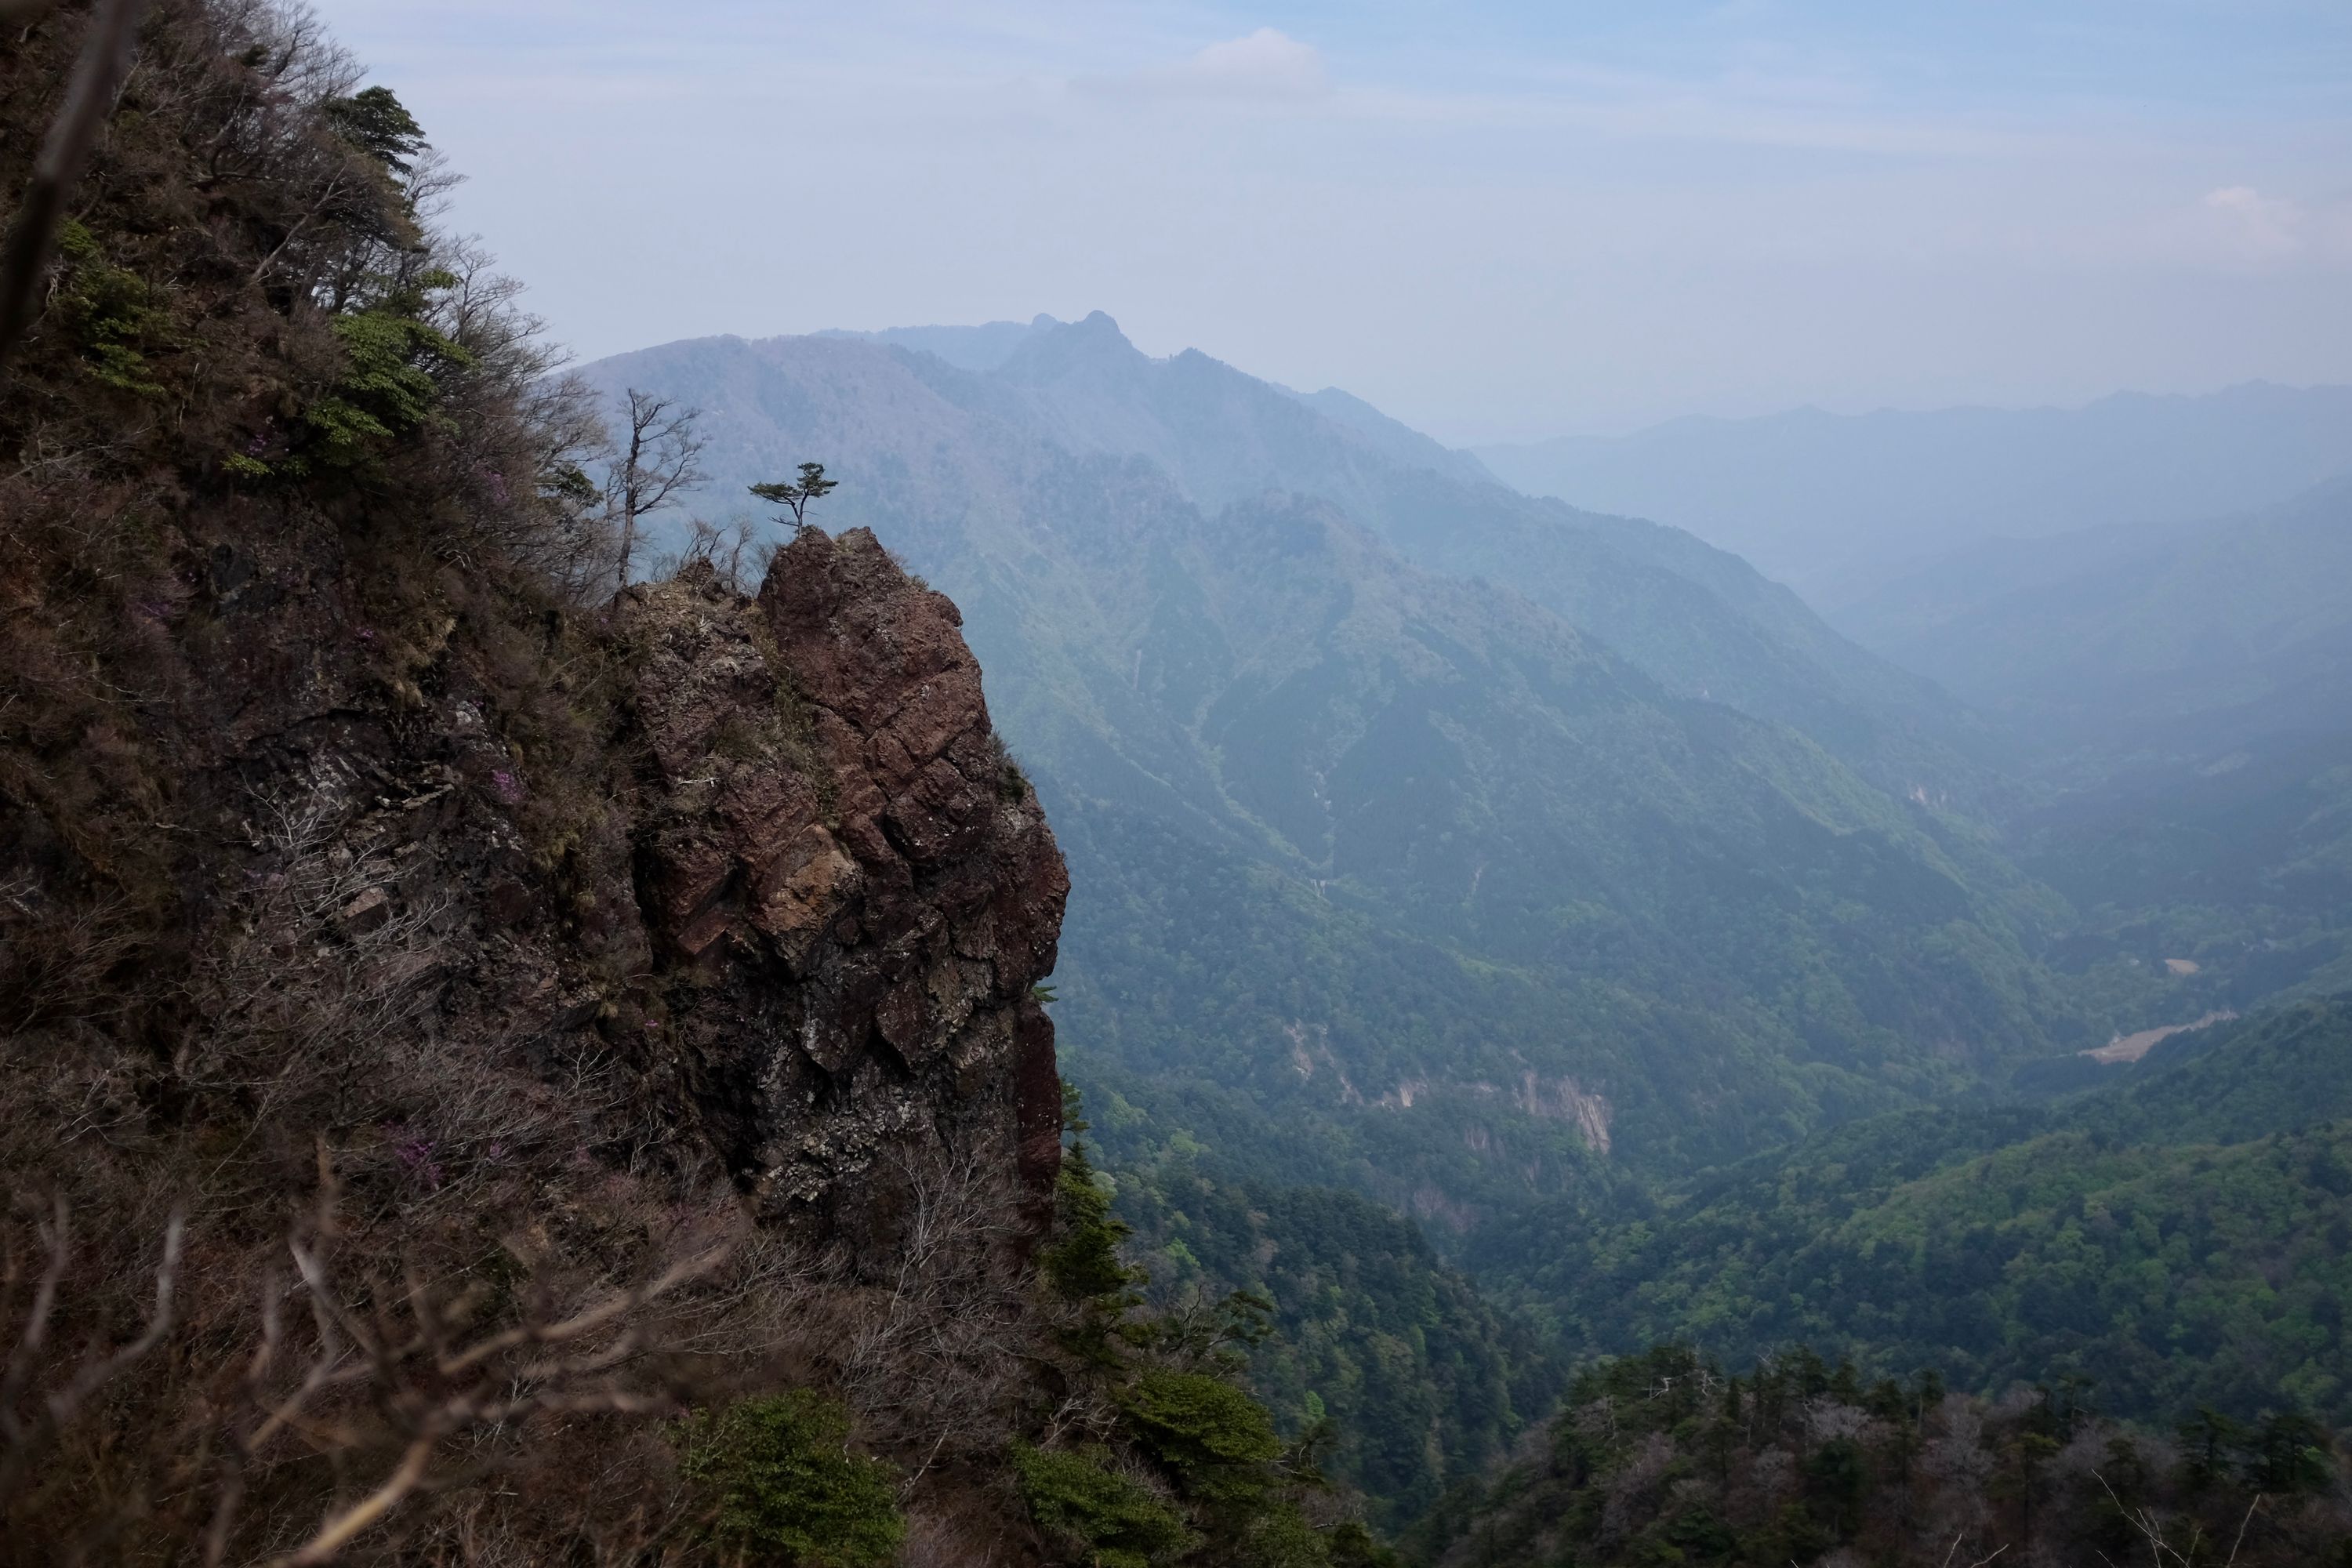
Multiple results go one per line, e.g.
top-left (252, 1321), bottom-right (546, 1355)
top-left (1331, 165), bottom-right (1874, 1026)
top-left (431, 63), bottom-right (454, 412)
top-left (1110, 1156), bottom-right (1566, 1531)
top-left (920, 313), bottom-right (1994, 807)
top-left (1469, 1000), bottom-right (2352, 1426)
top-left (574, 326), bottom-right (2122, 1234)
top-left (1832, 477), bottom-right (2352, 1015)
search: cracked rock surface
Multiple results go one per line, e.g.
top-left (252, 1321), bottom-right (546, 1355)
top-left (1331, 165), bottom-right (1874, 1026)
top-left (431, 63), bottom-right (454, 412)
top-left (622, 528), bottom-right (1069, 1243)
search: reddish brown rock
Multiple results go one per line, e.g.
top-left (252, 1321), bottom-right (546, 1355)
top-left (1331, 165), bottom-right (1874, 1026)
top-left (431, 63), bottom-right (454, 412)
top-left (622, 532), bottom-right (1068, 1245)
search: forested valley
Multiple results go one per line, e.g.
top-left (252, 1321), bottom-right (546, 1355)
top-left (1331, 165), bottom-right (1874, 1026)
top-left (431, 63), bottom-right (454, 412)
top-left (5, 2), bottom-right (2351, 1565)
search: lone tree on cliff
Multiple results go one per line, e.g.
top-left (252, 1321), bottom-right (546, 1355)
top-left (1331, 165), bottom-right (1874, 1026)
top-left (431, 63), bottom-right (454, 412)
top-left (751, 463), bottom-right (838, 528)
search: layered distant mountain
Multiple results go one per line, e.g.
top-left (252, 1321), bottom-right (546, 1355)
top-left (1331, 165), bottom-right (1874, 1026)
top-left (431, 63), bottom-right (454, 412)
top-left (1837, 477), bottom-right (2352, 1011)
top-left (575, 317), bottom-right (2165, 1232)
top-left (1475, 384), bottom-right (2352, 608)
top-left (1841, 474), bottom-right (2352, 754)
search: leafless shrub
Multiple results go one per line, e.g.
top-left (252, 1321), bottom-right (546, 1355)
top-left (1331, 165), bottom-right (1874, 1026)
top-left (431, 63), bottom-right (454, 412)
top-left (2094, 1470), bottom-right (2269, 1568)
top-left (606, 391), bottom-right (707, 590)
top-left (1596, 1432), bottom-right (1674, 1544)
top-left (895, 1507), bottom-right (1000, 1568)
top-left (0, 1167), bottom-right (750, 1566)
top-left (0, 1195), bottom-right (185, 1505)
top-left (833, 1145), bottom-right (1032, 1477)
top-left (183, 775), bottom-right (448, 1118)
top-left (1805, 1396), bottom-right (1873, 1443)
top-left (205, 1174), bottom-right (722, 1566)
top-left (658, 515), bottom-right (775, 596)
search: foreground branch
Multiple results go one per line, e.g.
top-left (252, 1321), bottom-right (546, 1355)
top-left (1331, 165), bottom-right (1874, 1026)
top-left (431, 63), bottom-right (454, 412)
top-left (0, 0), bottom-right (154, 377)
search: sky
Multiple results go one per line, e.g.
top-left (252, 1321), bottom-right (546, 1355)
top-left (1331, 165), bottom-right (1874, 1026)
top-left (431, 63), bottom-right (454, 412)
top-left (315, 1), bottom-right (2352, 442)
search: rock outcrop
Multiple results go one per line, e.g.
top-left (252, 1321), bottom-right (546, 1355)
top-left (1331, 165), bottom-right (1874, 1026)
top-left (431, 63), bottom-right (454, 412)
top-left (622, 528), bottom-right (1067, 1240)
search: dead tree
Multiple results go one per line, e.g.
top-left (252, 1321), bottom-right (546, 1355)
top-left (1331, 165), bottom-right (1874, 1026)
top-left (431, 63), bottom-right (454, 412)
top-left (608, 390), bottom-right (707, 590)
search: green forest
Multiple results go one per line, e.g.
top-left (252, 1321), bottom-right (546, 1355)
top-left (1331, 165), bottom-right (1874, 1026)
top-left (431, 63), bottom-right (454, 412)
top-left (1466, 1001), bottom-right (2352, 1426)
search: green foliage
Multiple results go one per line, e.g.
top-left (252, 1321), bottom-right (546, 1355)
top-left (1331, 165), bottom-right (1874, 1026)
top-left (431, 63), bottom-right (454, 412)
top-left (300, 285), bottom-right (475, 469)
top-left (1036, 1104), bottom-right (1382, 1566)
top-left (677, 1392), bottom-right (905, 1567)
top-left (750, 462), bottom-right (840, 525)
top-left (53, 221), bottom-right (169, 395)
top-left (1112, 1155), bottom-right (1561, 1529)
top-left (324, 85), bottom-right (429, 176)
top-left (1236, 1501), bottom-right (1338, 1568)
top-left (2089, 997), bottom-right (2352, 1145)
top-left (1472, 1001), bottom-right (2352, 1426)
top-left (1045, 1094), bottom-right (1143, 1310)
top-left (1325, 1520), bottom-right (1405, 1568)
top-left (1014, 1444), bottom-right (1192, 1568)
top-left (1117, 1369), bottom-right (1283, 1500)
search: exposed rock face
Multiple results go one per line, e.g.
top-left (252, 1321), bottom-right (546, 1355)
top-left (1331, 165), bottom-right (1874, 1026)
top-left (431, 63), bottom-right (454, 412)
top-left (623, 528), bottom-right (1068, 1241)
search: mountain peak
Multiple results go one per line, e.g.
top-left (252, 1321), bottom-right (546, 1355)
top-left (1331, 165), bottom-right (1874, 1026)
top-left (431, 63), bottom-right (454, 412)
top-left (998, 308), bottom-right (1146, 383)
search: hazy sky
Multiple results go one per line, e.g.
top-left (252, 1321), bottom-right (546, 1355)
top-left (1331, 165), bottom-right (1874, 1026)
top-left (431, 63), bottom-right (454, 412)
top-left (317, 1), bottom-right (2352, 441)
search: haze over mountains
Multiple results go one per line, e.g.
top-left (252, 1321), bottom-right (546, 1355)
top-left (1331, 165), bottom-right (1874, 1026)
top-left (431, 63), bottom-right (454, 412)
top-left (1845, 473), bottom-right (2352, 753)
top-left (1476, 383), bottom-right (2352, 609)
top-left (572, 311), bottom-right (2352, 1494)
top-left (18, 0), bottom-right (2352, 1555)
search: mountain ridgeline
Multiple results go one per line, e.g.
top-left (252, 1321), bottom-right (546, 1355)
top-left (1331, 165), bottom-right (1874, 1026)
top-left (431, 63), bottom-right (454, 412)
top-left (576, 318), bottom-right (2158, 1243)
top-left (10, 1), bottom-right (2352, 1561)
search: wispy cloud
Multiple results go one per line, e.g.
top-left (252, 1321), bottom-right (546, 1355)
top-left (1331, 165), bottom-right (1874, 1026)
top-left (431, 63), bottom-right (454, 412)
top-left (1077, 26), bottom-right (1328, 103)
top-left (2204, 186), bottom-right (2306, 260)
top-left (2189, 184), bottom-right (2352, 266)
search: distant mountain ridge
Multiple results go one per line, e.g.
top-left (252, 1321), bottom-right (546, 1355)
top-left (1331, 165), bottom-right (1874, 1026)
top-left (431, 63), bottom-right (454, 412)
top-left (1475, 383), bottom-right (2352, 608)
top-left (574, 316), bottom-right (2154, 1232)
top-left (887, 312), bottom-right (1996, 804)
top-left (1842, 473), bottom-right (2352, 751)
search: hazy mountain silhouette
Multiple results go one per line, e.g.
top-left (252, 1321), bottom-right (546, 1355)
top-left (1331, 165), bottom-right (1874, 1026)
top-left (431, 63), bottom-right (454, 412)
top-left (1476, 384), bottom-right (2352, 608)
top-left (1844, 474), bottom-right (2352, 753)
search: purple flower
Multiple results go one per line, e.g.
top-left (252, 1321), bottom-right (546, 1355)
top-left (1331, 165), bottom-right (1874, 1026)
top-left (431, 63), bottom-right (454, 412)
top-left (490, 768), bottom-right (523, 805)
top-left (391, 1130), bottom-right (444, 1190)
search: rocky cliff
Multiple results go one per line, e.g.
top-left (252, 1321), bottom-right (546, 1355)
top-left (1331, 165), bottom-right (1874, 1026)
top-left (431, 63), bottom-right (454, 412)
top-left (0, 512), bottom-right (1066, 1244)
top-left (625, 528), bottom-right (1068, 1239)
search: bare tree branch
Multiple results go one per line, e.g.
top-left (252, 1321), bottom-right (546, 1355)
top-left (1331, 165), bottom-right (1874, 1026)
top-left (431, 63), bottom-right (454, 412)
top-left (0, 0), bottom-right (154, 379)
top-left (608, 389), bottom-right (707, 590)
top-left (0, 1196), bottom-right (185, 1502)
